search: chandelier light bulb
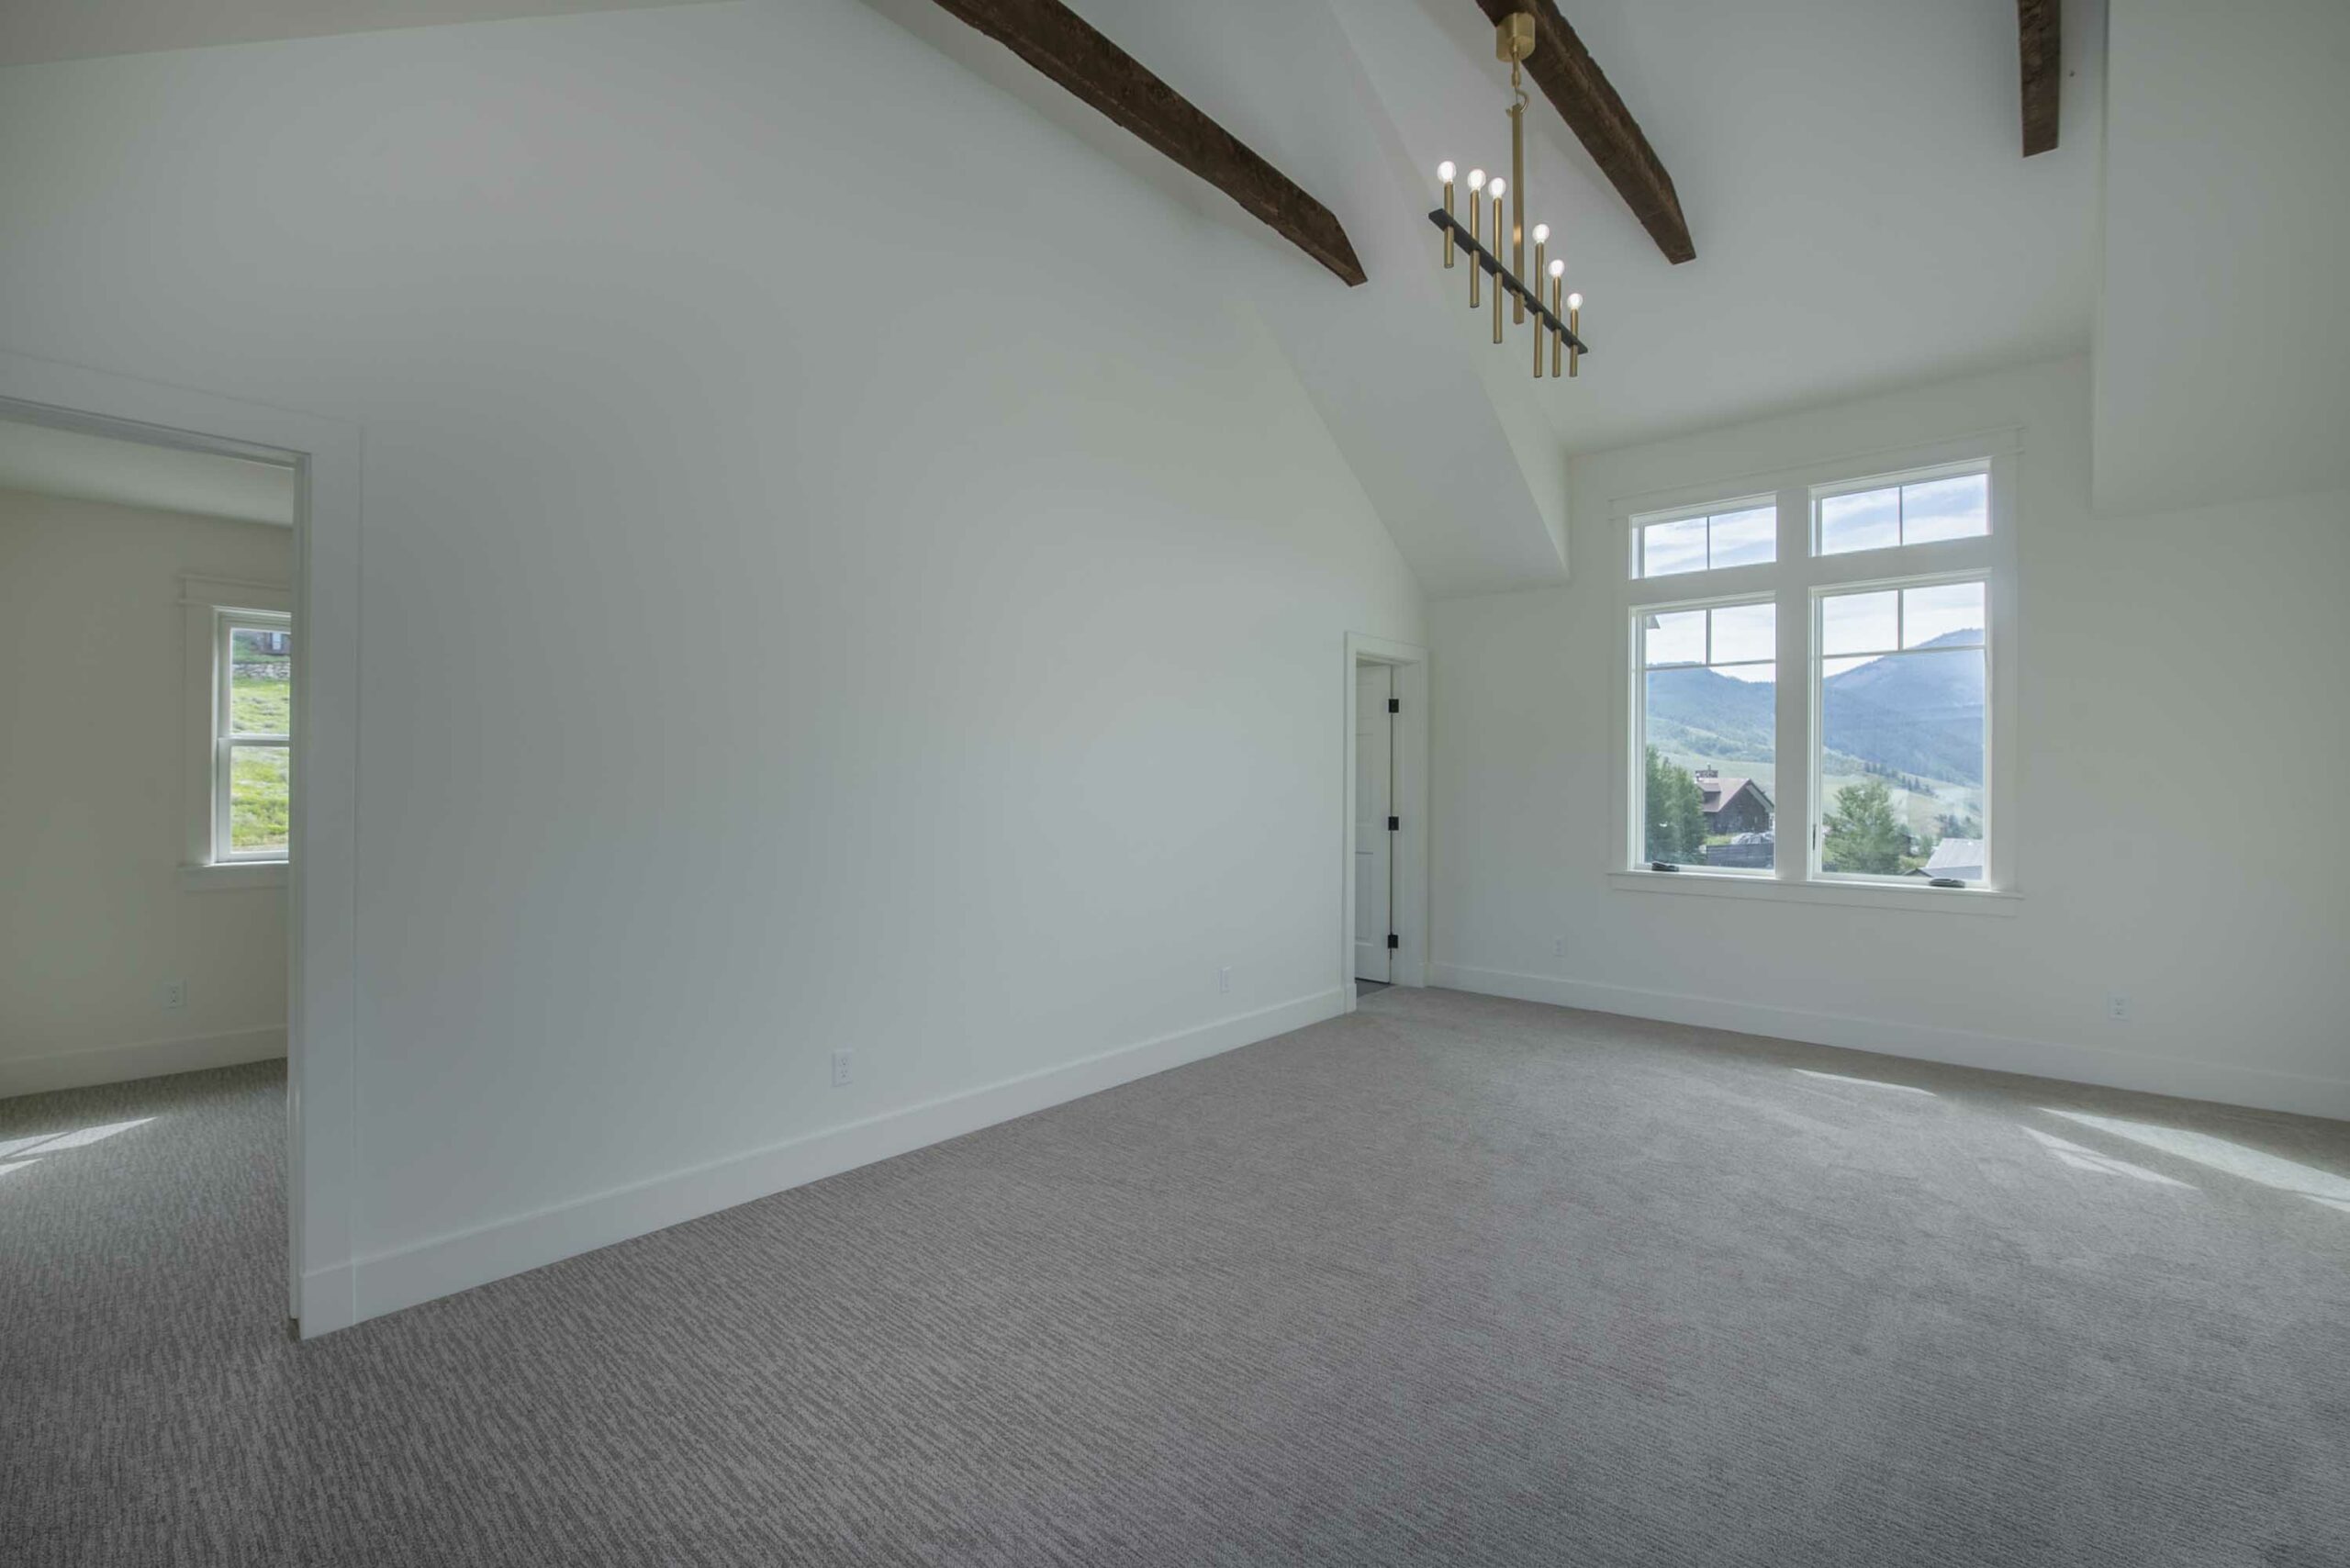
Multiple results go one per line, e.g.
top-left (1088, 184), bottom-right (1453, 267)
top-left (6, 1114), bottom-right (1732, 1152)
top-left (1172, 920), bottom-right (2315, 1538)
top-left (1438, 161), bottom-right (1456, 183)
top-left (1549, 259), bottom-right (1565, 279)
top-left (1467, 168), bottom-right (1485, 191)
top-left (1488, 177), bottom-right (1505, 198)
top-left (1532, 223), bottom-right (1550, 244)
top-left (1567, 291), bottom-right (1583, 310)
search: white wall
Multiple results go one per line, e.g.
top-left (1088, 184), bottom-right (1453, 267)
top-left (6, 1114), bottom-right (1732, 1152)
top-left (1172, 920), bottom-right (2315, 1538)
top-left (0, 487), bottom-right (291, 1094)
top-left (2094, 0), bottom-right (2350, 515)
top-left (1430, 356), bottom-right (2350, 1119)
top-left (0, 0), bottom-right (1423, 1318)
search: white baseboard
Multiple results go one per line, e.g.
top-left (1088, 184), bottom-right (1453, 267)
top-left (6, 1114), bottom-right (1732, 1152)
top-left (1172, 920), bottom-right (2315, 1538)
top-left (1430, 964), bottom-right (2350, 1123)
top-left (333, 988), bottom-right (1348, 1332)
top-left (297, 1263), bottom-right (358, 1338)
top-left (0, 1025), bottom-right (286, 1100)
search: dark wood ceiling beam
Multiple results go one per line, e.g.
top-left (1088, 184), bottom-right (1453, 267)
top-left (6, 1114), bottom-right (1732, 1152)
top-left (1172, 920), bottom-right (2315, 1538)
top-left (923, 0), bottom-right (1365, 286)
top-left (2018, 0), bottom-right (2060, 156)
top-left (1472, 0), bottom-right (1693, 265)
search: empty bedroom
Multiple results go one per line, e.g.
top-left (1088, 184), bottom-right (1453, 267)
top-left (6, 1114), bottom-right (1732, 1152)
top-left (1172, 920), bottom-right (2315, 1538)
top-left (2, 1), bottom-right (2344, 1564)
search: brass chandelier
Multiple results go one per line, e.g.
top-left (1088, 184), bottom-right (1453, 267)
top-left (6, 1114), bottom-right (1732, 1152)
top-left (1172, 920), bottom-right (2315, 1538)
top-left (1429, 12), bottom-right (1586, 379)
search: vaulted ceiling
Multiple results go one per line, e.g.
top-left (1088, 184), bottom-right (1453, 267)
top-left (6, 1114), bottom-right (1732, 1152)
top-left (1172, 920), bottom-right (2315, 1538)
top-left (0, 0), bottom-right (2111, 468)
top-left (1340, 0), bottom-right (2105, 455)
top-left (6, 0), bottom-right (2338, 582)
top-left (0, 0), bottom-right (721, 66)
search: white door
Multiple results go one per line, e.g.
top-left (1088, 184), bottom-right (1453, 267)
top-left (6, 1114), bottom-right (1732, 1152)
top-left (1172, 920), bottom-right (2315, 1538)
top-left (1354, 662), bottom-right (1393, 982)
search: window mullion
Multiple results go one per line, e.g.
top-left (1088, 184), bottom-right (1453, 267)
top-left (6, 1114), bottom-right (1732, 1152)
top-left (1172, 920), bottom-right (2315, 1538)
top-left (213, 614), bottom-right (233, 865)
top-left (1772, 487), bottom-right (1806, 884)
top-left (1776, 579), bottom-right (1807, 885)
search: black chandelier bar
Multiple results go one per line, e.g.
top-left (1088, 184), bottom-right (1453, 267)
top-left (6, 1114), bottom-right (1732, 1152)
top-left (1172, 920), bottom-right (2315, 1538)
top-left (1426, 207), bottom-right (1590, 356)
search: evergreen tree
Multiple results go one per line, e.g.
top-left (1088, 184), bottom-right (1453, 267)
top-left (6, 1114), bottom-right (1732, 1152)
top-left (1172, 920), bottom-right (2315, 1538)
top-left (1644, 747), bottom-right (1707, 863)
top-left (1822, 778), bottom-right (1911, 874)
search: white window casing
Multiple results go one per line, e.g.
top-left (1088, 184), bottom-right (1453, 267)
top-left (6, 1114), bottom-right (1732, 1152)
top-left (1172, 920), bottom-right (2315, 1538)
top-left (1609, 429), bottom-right (2021, 911)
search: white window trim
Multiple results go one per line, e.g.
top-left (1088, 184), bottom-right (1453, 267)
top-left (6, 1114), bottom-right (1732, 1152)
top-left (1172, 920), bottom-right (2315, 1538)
top-left (1609, 429), bottom-right (2021, 910)
top-left (1605, 868), bottom-right (2020, 915)
top-left (180, 574), bottom-right (292, 890)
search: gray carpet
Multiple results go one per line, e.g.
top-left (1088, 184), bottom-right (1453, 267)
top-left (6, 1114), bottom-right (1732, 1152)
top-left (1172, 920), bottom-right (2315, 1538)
top-left (6, 987), bottom-right (2349, 1566)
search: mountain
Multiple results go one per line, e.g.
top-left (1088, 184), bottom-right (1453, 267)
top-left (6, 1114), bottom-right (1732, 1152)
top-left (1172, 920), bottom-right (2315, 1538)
top-left (1644, 666), bottom-right (1774, 765)
top-left (1646, 629), bottom-right (1983, 784)
top-left (1822, 630), bottom-right (1984, 784)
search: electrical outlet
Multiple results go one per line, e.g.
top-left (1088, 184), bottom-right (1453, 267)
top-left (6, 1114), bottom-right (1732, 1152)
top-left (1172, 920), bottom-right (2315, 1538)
top-left (1218, 967), bottom-right (1231, 995)
top-left (2106, 991), bottom-right (2131, 1023)
top-left (160, 979), bottom-right (186, 1012)
top-left (830, 1048), bottom-right (854, 1087)
top-left (1553, 937), bottom-right (1566, 959)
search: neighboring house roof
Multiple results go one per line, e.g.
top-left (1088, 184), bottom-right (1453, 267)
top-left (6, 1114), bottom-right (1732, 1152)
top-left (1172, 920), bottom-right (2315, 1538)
top-left (1909, 838), bottom-right (1986, 879)
top-left (1695, 774), bottom-right (1770, 818)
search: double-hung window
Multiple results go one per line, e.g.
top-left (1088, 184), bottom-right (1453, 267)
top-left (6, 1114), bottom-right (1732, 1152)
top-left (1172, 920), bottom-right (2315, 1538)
top-left (181, 576), bottom-right (293, 888)
top-left (214, 615), bottom-right (294, 861)
top-left (1621, 442), bottom-right (2015, 902)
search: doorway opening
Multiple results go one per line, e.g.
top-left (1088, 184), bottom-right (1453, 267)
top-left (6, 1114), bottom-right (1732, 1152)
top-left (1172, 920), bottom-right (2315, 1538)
top-left (0, 408), bottom-right (299, 1311)
top-left (1355, 661), bottom-right (1395, 988)
top-left (0, 354), bottom-right (361, 1337)
top-left (1341, 634), bottom-right (1428, 1011)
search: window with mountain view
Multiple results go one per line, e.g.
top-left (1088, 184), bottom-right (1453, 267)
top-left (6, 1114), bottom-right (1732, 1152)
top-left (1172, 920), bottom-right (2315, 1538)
top-left (1638, 600), bottom-right (1774, 870)
top-left (1817, 581), bottom-right (1985, 880)
top-left (1623, 449), bottom-right (2006, 897)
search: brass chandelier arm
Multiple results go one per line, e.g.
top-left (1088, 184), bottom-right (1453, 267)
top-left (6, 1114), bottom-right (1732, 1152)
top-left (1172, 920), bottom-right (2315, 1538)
top-left (1425, 209), bottom-right (1588, 353)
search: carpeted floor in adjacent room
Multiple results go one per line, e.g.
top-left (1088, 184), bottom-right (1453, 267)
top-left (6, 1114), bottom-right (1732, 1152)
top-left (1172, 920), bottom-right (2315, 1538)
top-left (6, 986), bottom-right (2348, 1567)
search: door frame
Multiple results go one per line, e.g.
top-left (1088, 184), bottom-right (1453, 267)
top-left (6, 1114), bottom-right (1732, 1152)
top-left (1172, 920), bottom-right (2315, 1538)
top-left (1341, 633), bottom-right (1428, 1010)
top-left (0, 351), bottom-right (364, 1338)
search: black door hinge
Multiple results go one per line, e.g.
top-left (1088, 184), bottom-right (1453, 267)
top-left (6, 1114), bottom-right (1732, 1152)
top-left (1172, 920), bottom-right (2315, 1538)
top-left (1387, 815), bottom-right (1400, 832)
top-left (1387, 698), bottom-right (1399, 713)
top-left (1386, 933), bottom-right (1400, 950)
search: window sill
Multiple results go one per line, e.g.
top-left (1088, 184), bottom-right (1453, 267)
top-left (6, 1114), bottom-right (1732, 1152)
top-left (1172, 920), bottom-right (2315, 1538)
top-left (1606, 868), bottom-right (2019, 916)
top-left (179, 861), bottom-right (287, 892)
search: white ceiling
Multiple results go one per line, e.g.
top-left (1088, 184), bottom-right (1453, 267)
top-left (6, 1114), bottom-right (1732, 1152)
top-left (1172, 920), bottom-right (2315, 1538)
top-left (0, 420), bottom-right (297, 526)
top-left (1337, 0), bottom-right (2108, 454)
top-left (883, 0), bottom-right (1578, 596)
top-left (8, 0), bottom-right (2325, 571)
top-left (6, 0), bottom-right (2108, 467)
top-left (0, 0), bottom-right (719, 67)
